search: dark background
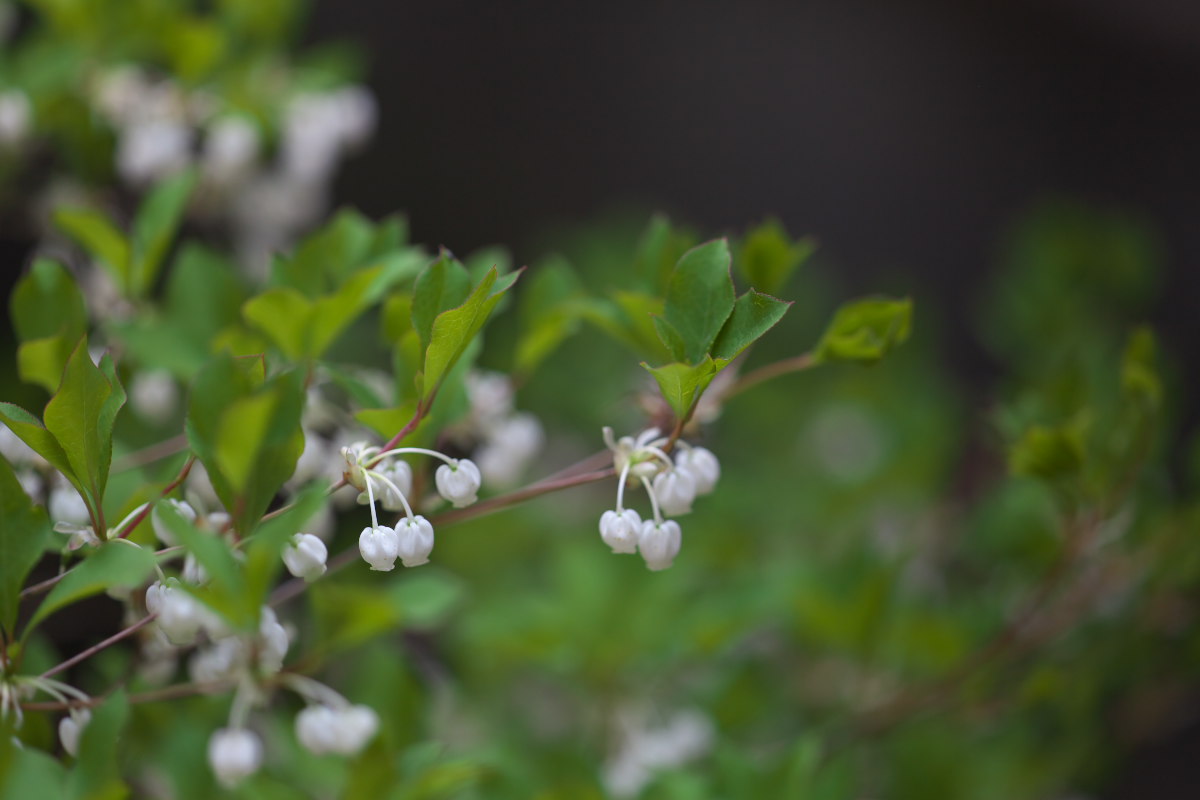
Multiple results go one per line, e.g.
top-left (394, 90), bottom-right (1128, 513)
top-left (307, 1), bottom-right (1200, 796)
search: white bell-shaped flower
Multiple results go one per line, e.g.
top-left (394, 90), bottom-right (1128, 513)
top-left (129, 369), bottom-right (179, 425)
top-left (333, 705), bottom-right (380, 755)
top-left (652, 468), bottom-right (697, 517)
top-left (258, 606), bottom-right (289, 674)
top-left (49, 486), bottom-right (91, 527)
top-left (59, 709), bottom-right (91, 757)
top-left (599, 509), bottom-right (642, 554)
top-left (396, 515), bottom-right (435, 567)
top-left (183, 553), bottom-right (209, 585)
top-left (435, 459), bottom-right (482, 507)
top-left (189, 637), bottom-right (246, 684)
top-left (358, 525), bottom-right (399, 571)
top-left (151, 498), bottom-right (198, 546)
top-left (340, 441), bottom-right (372, 491)
top-left (295, 704), bottom-right (339, 754)
top-left (282, 533), bottom-right (328, 581)
top-left (156, 585), bottom-right (206, 646)
top-left (357, 460), bottom-right (413, 512)
top-left (207, 727), bottom-right (263, 789)
top-left (638, 520), bottom-right (682, 572)
top-left (676, 447), bottom-right (720, 495)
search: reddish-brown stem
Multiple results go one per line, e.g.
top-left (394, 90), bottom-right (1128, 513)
top-left (21, 679), bottom-right (233, 711)
top-left (115, 456), bottom-right (196, 540)
top-left (111, 434), bottom-right (190, 473)
top-left (432, 467), bottom-right (615, 526)
top-left (721, 352), bottom-right (816, 401)
top-left (40, 614), bottom-right (157, 679)
top-left (380, 403), bottom-right (428, 455)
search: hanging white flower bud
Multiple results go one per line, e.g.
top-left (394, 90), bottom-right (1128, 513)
top-left (183, 553), bottom-right (209, 585)
top-left (0, 89), bottom-right (30, 146)
top-left (333, 705), bottom-right (380, 755)
top-left (185, 462), bottom-right (222, 511)
top-left (341, 441), bottom-right (372, 491)
top-left (258, 606), bottom-right (289, 674)
top-left (599, 509), bottom-right (642, 554)
top-left (676, 447), bottom-right (720, 495)
top-left (435, 458), bottom-right (481, 507)
top-left (652, 468), bottom-right (697, 517)
top-left (207, 727), bottom-right (263, 789)
top-left (357, 460), bottom-right (413, 511)
top-left (396, 515), bottom-right (435, 568)
top-left (17, 470), bottom-right (42, 501)
top-left (282, 533), bottom-right (327, 581)
top-left (189, 637), bottom-right (246, 684)
top-left (155, 583), bottom-right (206, 646)
top-left (116, 118), bottom-right (192, 186)
top-left (58, 709), bottom-right (90, 757)
top-left (129, 369), bottom-right (179, 425)
top-left (358, 525), bottom-right (399, 571)
top-left (295, 704), bottom-right (339, 755)
top-left (151, 498), bottom-right (198, 546)
top-left (638, 520), bottom-right (682, 571)
top-left (49, 486), bottom-right (91, 527)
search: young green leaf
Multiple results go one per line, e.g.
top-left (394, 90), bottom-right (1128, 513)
top-left (11, 259), bottom-right (87, 344)
top-left (17, 336), bottom-right (76, 394)
top-left (663, 239), bottom-right (736, 363)
top-left (641, 356), bottom-right (727, 422)
top-left (43, 339), bottom-right (122, 512)
top-left (0, 403), bottom-right (78, 493)
top-left (0, 455), bottom-right (51, 634)
top-left (652, 315), bottom-right (688, 362)
top-left (633, 214), bottom-right (698, 292)
top-left (1009, 420), bottom-right (1087, 482)
top-left (154, 499), bottom-right (248, 625)
top-left (242, 484), bottom-right (326, 612)
top-left (710, 289), bottom-right (793, 361)
top-left (421, 267), bottom-right (522, 400)
top-left (412, 251), bottom-right (472, 350)
top-left (242, 287), bottom-right (312, 360)
top-left (814, 297), bottom-right (913, 364)
top-left (738, 218), bottom-right (815, 295)
top-left (130, 169), bottom-right (198, 296)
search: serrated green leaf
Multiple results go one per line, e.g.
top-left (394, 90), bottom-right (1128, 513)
top-left (130, 169), bottom-right (197, 296)
top-left (664, 239), bottom-right (736, 363)
top-left (0, 455), bottom-right (51, 633)
top-left (711, 289), bottom-right (793, 361)
top-left (242, 287), bottom-right (313, 361)
top-left (641, 356), bottom-right (727, 422)
top-left (26, 542), bottom-right (158, 633)
top-left (815, 297), bottom-right (912, 364)
top-left (412, 251), bottom-right (471, 351)
top-left (421, 267), bottom-right (521, 400)
top-left (652, 315), bottom-right (688, 362)
top-left (43, 337), bottom-right (115, 508)
top-left (54, 208), bottom-right (130, 291)
top-left (739, 218), bottom-right (815, 294)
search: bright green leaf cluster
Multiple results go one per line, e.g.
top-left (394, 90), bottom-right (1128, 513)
top-left (814, 297), bottom-right (913, 364)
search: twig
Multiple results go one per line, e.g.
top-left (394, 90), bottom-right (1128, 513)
top-left (115, 456), bottom-right (196, 539)
top-left (112, 435), bottom-right (189, 473)
top-left (721, 352), bottom-right (816, 401)
top-left (40, 614), bottom-right (157, 679)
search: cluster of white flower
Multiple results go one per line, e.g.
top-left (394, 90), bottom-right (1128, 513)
top-left (603, 707), bottom-right (715, 797)
top-left (341, 441), bottom-right (482, 572)
top-left (599, 427), bottom-right (721, 571)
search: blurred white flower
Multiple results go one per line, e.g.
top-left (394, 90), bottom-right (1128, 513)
top-left (0, 90), bottom-right (30, 145)
top-left (116, 119), bottom-right (191, 185)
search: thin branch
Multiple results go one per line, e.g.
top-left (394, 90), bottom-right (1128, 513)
top-left (21, 679), bottom-right (234, 712)
top-left (721, 352), bottom-right (816, 401)
top-left (40, 614), bottom-right (157, 679)
top-left (433, 467), bottom-right (615, 527)
top-left (115, 456), bottom-right (196, 539)
top-left (112, 435), bottom-right (189, 473)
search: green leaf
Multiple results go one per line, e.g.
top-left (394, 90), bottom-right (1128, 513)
top-left (273, 208), bottom-right (378, 295)
top-left (663, 239), bottom-right (736, 363)
top-left (189, 360), bottom-right (305, 534)
top-left (710, 289), bottom-right (793, 361)
top-left (242, 287), bottom-right (312, 360)
top-left (11, 258), bottom-right (87, 343)
top-left (411, 251), bottom-right (471, 351)
top-left (54, 208), bottom-right (130, 291)
top-left (17, 335), bottom-right (75, 394)
top-left (1121, 326), bottom-right (1161, 409)
top-left (43, 340), bottom-right (124, 511)
top-left (66, 690), bottom-right (129, 800)
top-left (641, 356), bottom-right (727, 422)
top-left (814, 297), bottom-right (913, 364)
top-left (0, 455), bottom-right (51, 634)
top-left (633, 214), bottom-right (698, 291)
top-left (0, 402), bottom-right (77, 491)
top-left (0, 740), bottom-right (67, 799)
top-left (130, 169), bottom-right (197, 296)
top-left (26, 541), bottom-right (158, 633)
top-left (580, 292), bottom-right (671, 360)
top-left (242, 484), bottom-right (326, 614)
top-left (421, 267), bottom-right (521, 400)
top-left (514, 257), bottom-right (583, 376)
top-left (652, 315), bottom-right (688, 362)
top-left (1009, 420), bottom-right (1087, 482)
top-left (738, 218), bottom-right (815, 294)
